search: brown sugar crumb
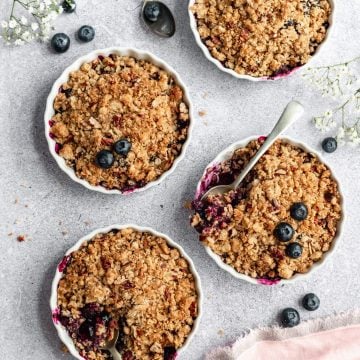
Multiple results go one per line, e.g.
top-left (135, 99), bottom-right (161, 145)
top-left (198, 110), bottom-right (207, 117)
top-left (57, 228), bottom-right (199, 360)
top-left (191, 139), bottom-right (342, 280)
top-left (50, 54), bottom-right (190, 192)
top-left (191, 0), bottom-right (331, 77)
top-left (17, 235), bottom-right (26, 242)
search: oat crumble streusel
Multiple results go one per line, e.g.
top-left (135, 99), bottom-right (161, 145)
top-left (191, 139), bottom-right (342, 280)
top-left (191, 0), bottom-right (331, 77)
top-left (57, 228), bottom-right (198, 360)
top-left (50, 54), bottom-right (190, 191)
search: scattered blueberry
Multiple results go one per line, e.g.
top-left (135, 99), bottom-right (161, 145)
top-left (281, 308), bottom-right (300, 328)
top-left (286, 242), bottom-right (303, 258)
top-left (163, 346), bottom-right (177, 360)
top-left (290, 202), bottom-right (308, 221)
top-left (114, 139), bottom-right (132, 156)
top-left (143, 2), bottom-right (161, 22)
top-left (78, 319), bottom-right (95, 340)
top-left (274, 222), bottom-right (294, 242)
top-left (95, 150), bottom-right (114, 169)
top-left (322, 137), bottom-right (337, 153)
top-left (78, 25), bottom-right (96, 42)
top-left (62, 0), bottom-right (76, 13)
top-left (51, 33), bottom-right (70, 53)
top-left (302, 293), bottom-right (320, 311)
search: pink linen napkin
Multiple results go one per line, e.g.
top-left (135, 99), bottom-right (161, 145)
top-left (206, 310), bottom-right (360, 360)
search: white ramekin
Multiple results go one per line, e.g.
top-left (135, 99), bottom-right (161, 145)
top-left (44, 48), bottom-right (193, 194)
top-left (50, 224), bottom-right (203, 359)
top-left (188, 0), bottom-right (336, 81)
top-left (194, 136), bottom-right (345, 285)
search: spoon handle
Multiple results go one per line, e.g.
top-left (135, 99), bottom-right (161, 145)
top-left (109, 347), bottom-right (122, 360)
top-left (232, 101), bottom-right (304, 189)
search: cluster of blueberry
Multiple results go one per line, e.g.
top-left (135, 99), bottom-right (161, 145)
top-left (273, 202), bottom-right (309, 258)
top-left (281, 293), bottom-right (321, 328)
top-left (95, 139), bottom-right (132, 169)
top-left (51, 1), bottom-right (96, 53)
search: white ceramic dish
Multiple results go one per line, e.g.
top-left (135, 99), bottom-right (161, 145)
top-left (194, 136), bottom-right (345, 285)
top-left (50, 224), bottom-right (203, 360)
top-left (188, 0), bottom-right (336, 81)
top-left (44, 47), bottom-right (193, 194)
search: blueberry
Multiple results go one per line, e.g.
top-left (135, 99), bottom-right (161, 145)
top-left (163, 346), bottom-right (177, 360)
top-left (274, 222), bottom-right (294, 242)
top-left (286, 242), bottom-right (303, 259)
top-left (114, 139), bottom-right (132, 156)
top-left (322, 137), bottom-right (337, 153)
top-left (302, 293), bottom-right (320, 311)
top-left (281, 308), bottom-right (300, 328)
top-left (51, 33), bottom-right (70, 53)
top-left (100, 311), bottom-right (111, 323)
top-left (62, 0), bottom-right (76, 13)
top-left (78, 319), bottom-right (95, 340)
top-left (290, 202), bottom-right (308, 221)
top-left (144, 2), bottom-right (161, 22)
top-left (78, 25), bottom-right (95, 42)
top-left (95, 150), bottom-right (114, 169)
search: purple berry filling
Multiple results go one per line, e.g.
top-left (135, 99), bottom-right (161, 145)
top-left (58, 255), bottom-right (71, 272)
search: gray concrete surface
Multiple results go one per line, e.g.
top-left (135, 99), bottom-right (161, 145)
top-left (0, 0), bottom-right (360, 359)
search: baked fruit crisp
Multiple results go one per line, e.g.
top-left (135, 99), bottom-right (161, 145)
top-left (191, 0), bottom-right (332, 77)
top-left (50, 54), bottom-right (190, 192)
top-left (191, 139), bottom-right (342, 280)
top-left (56, 228), bottom-right (199, 359)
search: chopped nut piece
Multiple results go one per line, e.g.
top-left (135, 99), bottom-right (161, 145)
top-left (17, 235), bottom-right (26, 242)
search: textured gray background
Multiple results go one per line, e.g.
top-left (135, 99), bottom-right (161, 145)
top-left (0, 1), bottom-right (360, 359)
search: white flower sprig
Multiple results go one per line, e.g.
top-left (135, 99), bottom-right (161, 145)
top-left (303, 57), bottom-right (360, 147)
top-left (1, 0), bottom-right (63, 45)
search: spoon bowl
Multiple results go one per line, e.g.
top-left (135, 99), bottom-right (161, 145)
top-left (100, 328), bottom-right (122, 360)
top-left (142, 1), bottom-right (176, 37)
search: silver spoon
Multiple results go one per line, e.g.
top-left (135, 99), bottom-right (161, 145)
top-left (141, 1), bottom-right (176, 37)
top-left (100, 328), bottom-right (122, 360)
top-left (201, 101), bottom-right (305, 201)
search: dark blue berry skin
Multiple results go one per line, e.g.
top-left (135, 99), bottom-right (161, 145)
top-left (95, 150), bottom-right (114, 169)
top-left (78, 25), bottom-right (95, 42)
top-left (290, 202), bottom-right (308, 221)
top-left (51, 33), bottom-right (70, 53)
top-left (114, 139), bottom-right (132, 156)
top-left (163, 347), bottom-right (177, 360)
top-left (144, 2), bottom-right (161, 22)
top-left (286, 242), bottom-right (303, 259)
top-left (78, 319), bottom-right (95, 340)
top-left (274, 222), bottom-right (294, 242)
top-left (322, 137), bottom-right (337, 153)
top-left (281, 308), bottom-right (300, 328)
top-left (302, 293), bottom-right (320, 311)
top-left (62, 0), bottom-right (76, 13)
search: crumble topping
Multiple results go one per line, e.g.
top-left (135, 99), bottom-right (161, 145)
top-left (191, 139), bottom-right (342, 280)
top-left (191, 0), bottom-right (331, 77)
top-left (57, 228), bottom-right (198, 360)
top-left (50, 54), bottom-right (190, 192)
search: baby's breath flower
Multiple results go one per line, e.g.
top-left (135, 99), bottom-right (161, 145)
top-left (8, 19), bottom-right (17, 28)
top-left (304, 57), bottom-right (360, 148)
top-left (1, 0), bottom-right (62, 45)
